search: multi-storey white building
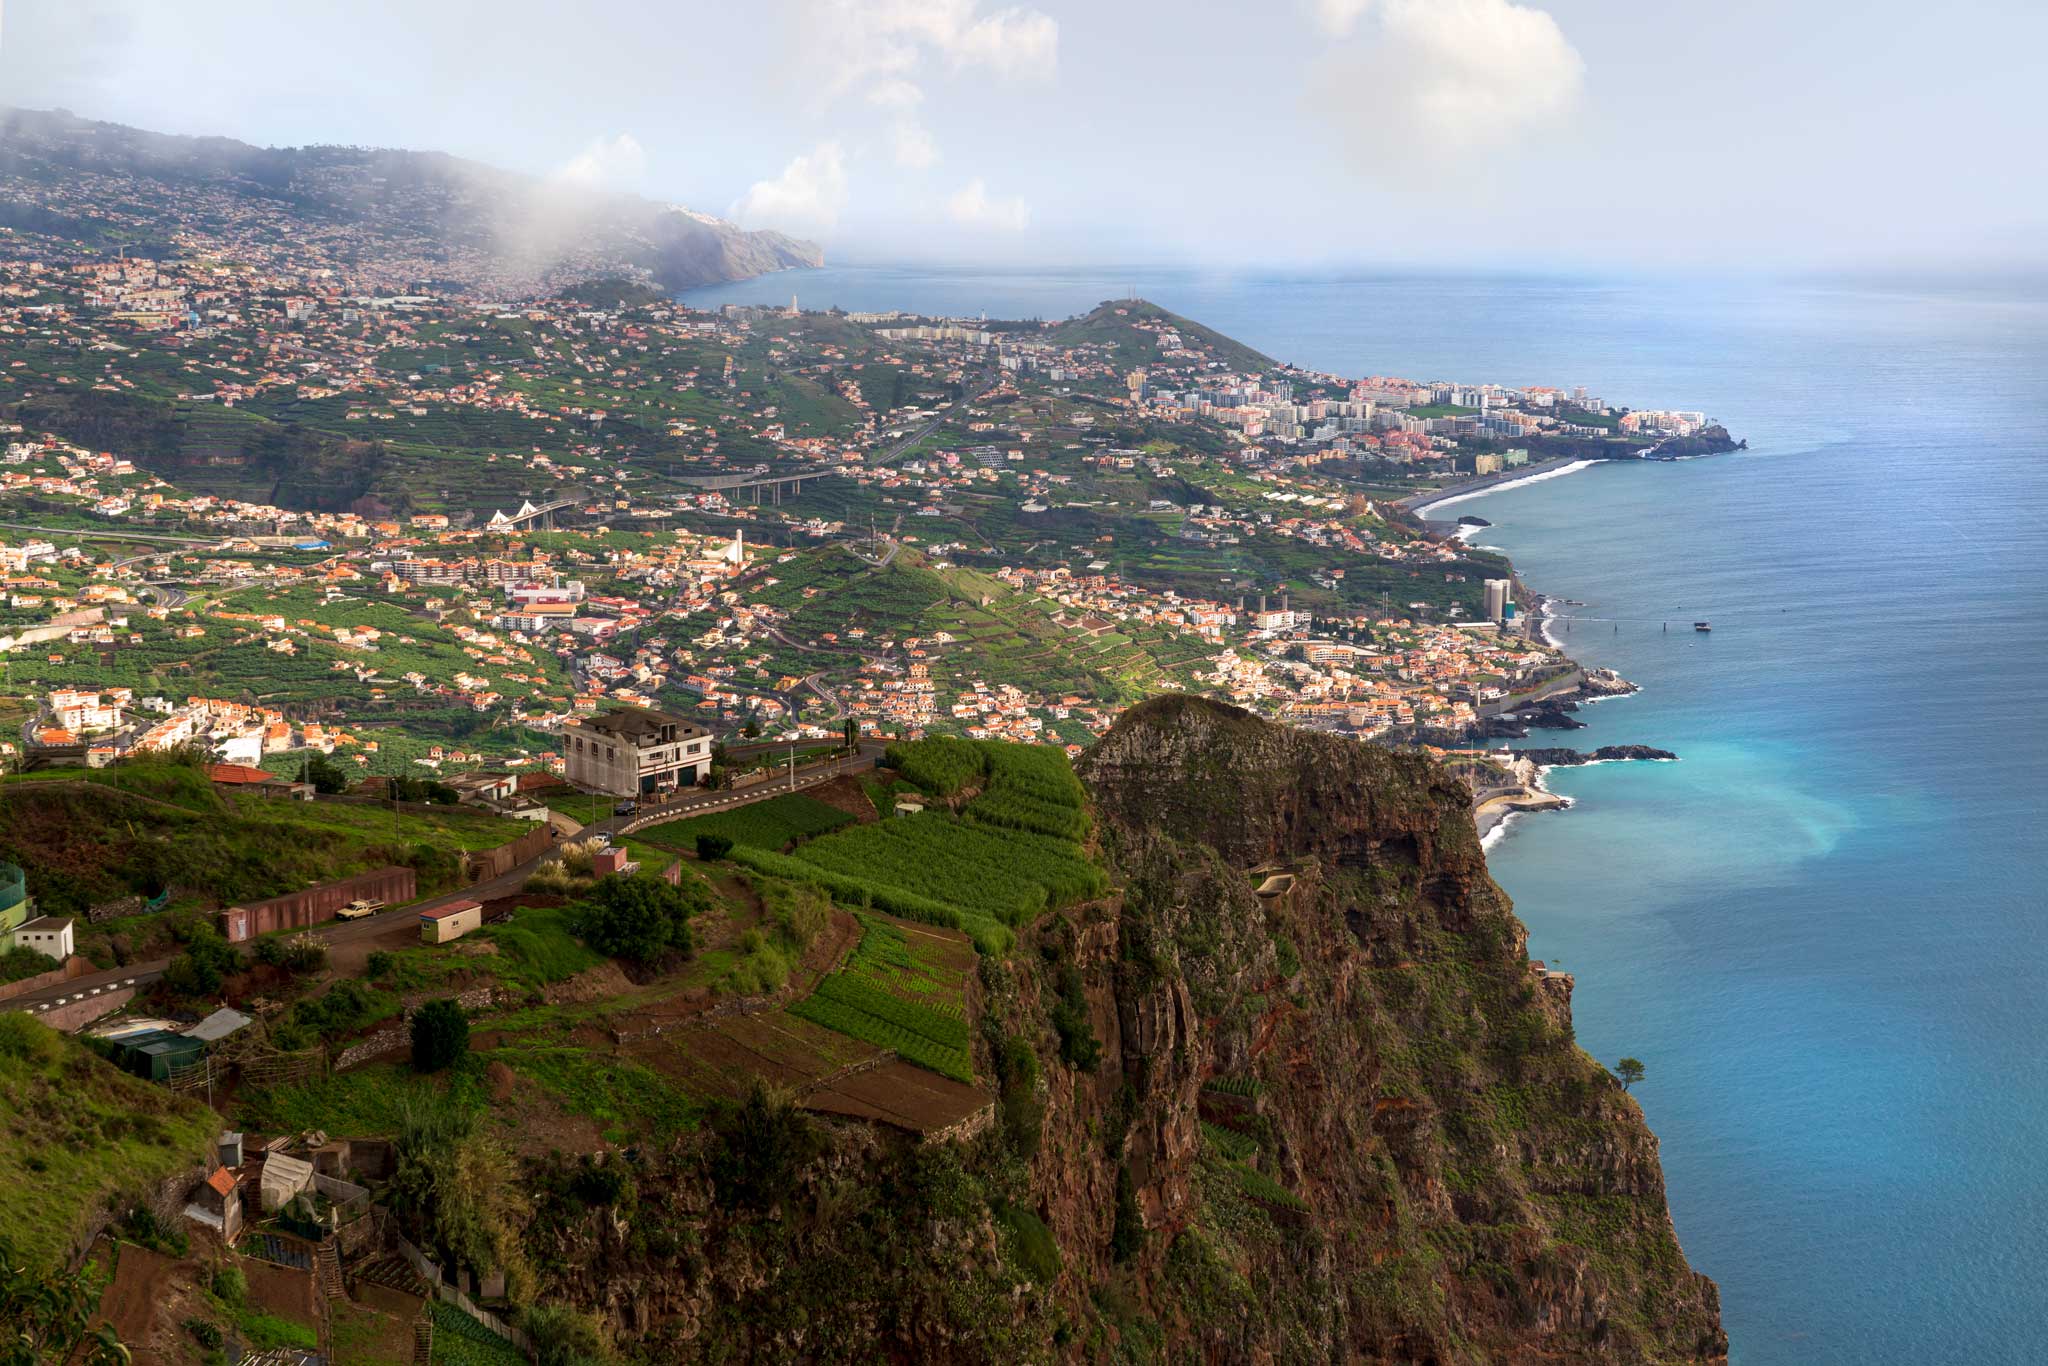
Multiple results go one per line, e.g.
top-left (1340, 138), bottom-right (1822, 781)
top-left (564, 706), bottom-right (713, 798)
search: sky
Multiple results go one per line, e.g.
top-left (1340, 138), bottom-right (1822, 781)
top-left (0, 0), bottom-right (2043, 272)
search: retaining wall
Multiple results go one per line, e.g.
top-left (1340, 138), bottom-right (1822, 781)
top-left (219, 867), bottom-right (417, 943)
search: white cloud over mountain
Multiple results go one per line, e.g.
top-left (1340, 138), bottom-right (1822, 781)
top-left (734, 141), bottom-right (850, 232)
top-left (553, 133), bottom-right (647, 189)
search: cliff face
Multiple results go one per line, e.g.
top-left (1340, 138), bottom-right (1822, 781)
top-left (1067, 694), bottom-right (1724, 1362)
top-left (528, 695), bottom-right (1723, 1363)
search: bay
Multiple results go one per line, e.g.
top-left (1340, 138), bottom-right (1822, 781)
top-left (685, 262), bottom-right (2048, 1363)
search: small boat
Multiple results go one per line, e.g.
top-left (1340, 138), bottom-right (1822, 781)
top-left (1694, 621), bottom-right (1712, 632)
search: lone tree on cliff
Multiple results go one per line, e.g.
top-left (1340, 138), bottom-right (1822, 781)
top-left (1615, 1057), bottom-right (1646, 1091)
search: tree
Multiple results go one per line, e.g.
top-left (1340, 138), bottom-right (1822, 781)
top-left (1615, 1057), bottom-right (1646, 1092)
top-left (741, 718), bottom-right (761, 740)
top-left (0, 1237), bottom-right (131, 1366)
top-left (301, 752), bottom-right (350, 794)
top-left (410, 998), bottom-right (469, 1073)
top-left (842, 718), bottom-right (859, 752)
top-left (577, 874), bottom-right (707, 964)
top-left (708, 1083), bottom-right (820, 1211)
top-left (161, 926), bottom-right (238, 999)
top-left (695, 834), bottom-right (733, 862)
top-left (388, 1104), bottom-right (532, 1302)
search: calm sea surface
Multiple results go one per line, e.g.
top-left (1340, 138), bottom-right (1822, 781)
top-left (688, 264), bottom-right (2048, 1363)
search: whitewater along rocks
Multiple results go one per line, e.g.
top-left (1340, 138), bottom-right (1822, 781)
top-left (1518, 745), bottom-right (1679, 766)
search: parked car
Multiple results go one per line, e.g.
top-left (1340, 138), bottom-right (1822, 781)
top-left (613, 800), bottom-right (638, 816)
top-left (336, 898), bottom-right (383, 921)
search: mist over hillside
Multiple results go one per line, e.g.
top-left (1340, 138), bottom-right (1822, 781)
top-left (0, 106), bottom-right (821, 296)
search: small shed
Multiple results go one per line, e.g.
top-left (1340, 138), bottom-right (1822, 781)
top-left (184, 1166), bottom-right (244, 1240)
top-left (11, 916), bottom-right (74, 960)
top-left (105, 1028), bottom-right (204, 1082)
top-left (420, 899), bottom-right (483, 945)
top-left (258, 1150), bottom-right (315, 1212)
top-left (183, 1007), bottom-right (254, 1046)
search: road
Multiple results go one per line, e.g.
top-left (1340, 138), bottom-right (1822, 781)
top-left (0, 521), bottom-right (213, 546)
top-left (7, 746), bottom-right (886, 1019)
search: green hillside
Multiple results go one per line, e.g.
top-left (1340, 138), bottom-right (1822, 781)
top-left (1047, 298), bottom-right (1275, 372)
top-left (0, 1013), bottom-right (218, 1270)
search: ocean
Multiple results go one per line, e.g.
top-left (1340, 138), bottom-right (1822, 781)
top-left (685, 264), bottom-right (2048, 1364)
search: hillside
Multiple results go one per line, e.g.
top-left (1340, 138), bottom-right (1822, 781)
top-left (0, 1013), bottom-right (217, 1270)
top-left (491, 700), bottom-right (1721, 1361)
top-left (0, 106), bottom-right (821, 295)
top-left (1048, 298), bottom-right (1276, 373)
top-left (0, 761), bottom-right (524, 954)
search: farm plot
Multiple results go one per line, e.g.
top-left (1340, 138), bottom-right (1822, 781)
top-left (638, 793), bottom-right (853, 853)
top-left (788, 913), bottom-right (976, 1082)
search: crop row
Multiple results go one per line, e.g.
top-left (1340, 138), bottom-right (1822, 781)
top-left (885, 736), bottom-right (984, 795)
top-left (789, 815), bottom-right (1106, 924)
top-left (727, 844), bottom-right (1013, 955)
top-left (638, 793), bottom-right (852, 852)
top-left (786, 994), bottom-right (972, 1082)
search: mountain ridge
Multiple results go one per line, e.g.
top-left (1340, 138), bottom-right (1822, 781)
top-left (0, 105), bottom-right (821, 296)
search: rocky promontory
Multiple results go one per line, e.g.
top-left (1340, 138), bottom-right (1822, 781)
top-left (1519, 744), bottom-right (1679, 766)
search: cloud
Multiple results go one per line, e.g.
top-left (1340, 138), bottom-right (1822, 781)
top-left (1307, 0), bottom-right (1585, 182)
top-left (946, 177), bottom-right (1029, 231)
top-left (810, 0), bottom-right (1058, 96)
top-left (553, 133), bottom-right (647, 189)
top-left (890, 118), bottom-right (940, 169)
top-left (734, 142), bottom-right (850, 233)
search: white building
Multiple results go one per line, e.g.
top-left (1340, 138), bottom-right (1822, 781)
top-left (12, 916), bottom-right (74, 961)
top-left (564, 706), bottom-right (714, 798)
top-left (1483, 579), bottom-right (1513, 623)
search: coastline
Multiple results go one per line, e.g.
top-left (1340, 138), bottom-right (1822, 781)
top-left (1415, 481), bottom-right (1669, 846)
top-left (1400, 457), bottom-right (1597, 517)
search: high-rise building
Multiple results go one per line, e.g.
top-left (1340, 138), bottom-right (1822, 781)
top-left (1483, 578), bottom-right (1513, 623)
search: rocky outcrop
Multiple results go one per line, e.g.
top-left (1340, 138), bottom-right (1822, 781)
top-left (524, 694), bottom-right (1724, 1363)
top-left (1071, 694), bottom-right (1724, 1362)
top-left (1519, 745), bottom-right (1679, 766)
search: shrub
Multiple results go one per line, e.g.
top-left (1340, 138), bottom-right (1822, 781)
top-left (996, 1201), bottom-right (1061, 1284)
top-left (521, 1302), bottom-right (614, 1366)
top-left (253, 932), bottom-right (325, 974)
top-left (1110, 1163), bottom-right (1143, 1262)
top-left (183, 1318), bottom-right (223, 1350)
top-left (1051, 962), bottom-right (1100, 1072)
top-left (0, 944), bottom-right (60, 984)
top-left (708, 1084), bottom-right (820, 1211)
top-left (410, 998), bottom-right (469, 1073)
top-left (161, 926), bottom-right (238, 998)
top-left (577, 875), bottom-right (705, 965)
top-left (365, 950), bottom-right (395, 980)
top-left (695, 833), bottom-right (733, 861)
top-left (210, 1266), bottom-right (247, 1307)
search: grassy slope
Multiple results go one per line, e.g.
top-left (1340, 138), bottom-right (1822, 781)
top-left (0, 1014), bottom-right (218, 1269)
top-left (0, 761), bottom-right (525, 918)
top-left (1047, 299), bottom-right (1275, 373)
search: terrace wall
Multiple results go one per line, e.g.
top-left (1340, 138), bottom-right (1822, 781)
top-left (462, 825), bottom-right (555, 883)
top-left (219, 867), bottom-right (417, 943)
top-left (0, 954), bottom-right (93, 1002)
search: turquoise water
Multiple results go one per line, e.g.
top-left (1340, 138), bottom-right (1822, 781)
top-left (687, 266), bottom-right (2048, 1362)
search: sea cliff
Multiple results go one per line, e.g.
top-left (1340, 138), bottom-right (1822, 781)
top-left (528, 695), bottom-right (1723, 1362)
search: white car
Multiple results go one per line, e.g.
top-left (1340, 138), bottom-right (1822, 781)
top-left (335, 898), bottom-right (383, 921)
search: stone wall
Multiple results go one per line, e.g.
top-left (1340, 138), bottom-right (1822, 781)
top-left (330, 986), bottom-right (499, 1071)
